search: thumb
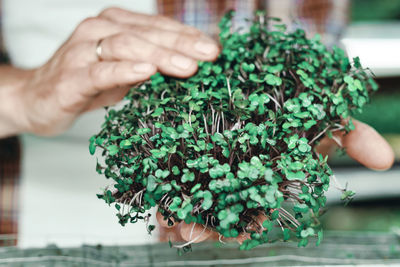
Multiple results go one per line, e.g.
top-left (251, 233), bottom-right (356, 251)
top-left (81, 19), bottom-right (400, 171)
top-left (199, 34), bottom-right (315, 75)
top-left (335, 119), bottom-right (395, 170)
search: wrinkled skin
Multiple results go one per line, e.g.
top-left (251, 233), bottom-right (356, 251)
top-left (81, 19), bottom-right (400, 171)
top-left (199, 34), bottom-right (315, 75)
top-left (1, 8), bottom-right (219, 137)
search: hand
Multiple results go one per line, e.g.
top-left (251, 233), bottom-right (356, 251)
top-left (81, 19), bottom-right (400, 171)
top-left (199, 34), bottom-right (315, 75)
top-left (10, 8), bottom-right (219, 136)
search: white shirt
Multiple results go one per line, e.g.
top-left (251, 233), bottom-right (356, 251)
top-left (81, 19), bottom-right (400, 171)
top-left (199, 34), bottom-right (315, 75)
top-left (3, 0), bottom-right (158, 248)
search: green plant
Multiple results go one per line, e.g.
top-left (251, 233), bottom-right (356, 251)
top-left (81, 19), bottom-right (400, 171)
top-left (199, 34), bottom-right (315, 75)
top-left (90, 11), bottom-right (377, 250)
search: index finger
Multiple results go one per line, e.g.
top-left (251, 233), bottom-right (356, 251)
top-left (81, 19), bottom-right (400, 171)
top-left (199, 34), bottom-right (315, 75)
top-left (99, 8), bottom-right (203, 36)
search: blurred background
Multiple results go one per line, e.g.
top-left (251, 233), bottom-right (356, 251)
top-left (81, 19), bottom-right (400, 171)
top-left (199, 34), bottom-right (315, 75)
top-left (318, 0), bottom-right (400, 235)
top-left (0, 0), bottom-right (399, 264)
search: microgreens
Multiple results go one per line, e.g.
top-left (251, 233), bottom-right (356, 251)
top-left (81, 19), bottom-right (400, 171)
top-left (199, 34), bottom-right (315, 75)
top-left (90, 11), bottom-right (377, 250)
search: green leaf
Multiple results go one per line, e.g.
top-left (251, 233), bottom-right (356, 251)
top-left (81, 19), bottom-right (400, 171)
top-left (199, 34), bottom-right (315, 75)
top-left (283, 228), bottom-right (290, 241)
top-left (264, 169), bottom-right (274, 183)
top-left (136, 128), bottom-right (151, 135)
top-left (119, 139), bottom-right (132, 149)
top-left (152, 107), bottom-right (164, 117)
top-left (343, 75), bottom-right (354, 84)
top-left (304, 120), bottom-right (316, 130)
top-left (286, 134), bottom-right (299, 149)
top-left (172, 166), bottom-right (180, 175)
top-left (266, 64), bottom-right (283, 73)
top-left (298, 238), bottom-right (308, 247)
top-left (150, 149), bottom-right (166, 159)
top-left (209, 165), bottom-right (225, 179)
top-left (294, 203), bottom-right (309, 213)
top-left (265, 74), bottom-right (282, 86)
top-left (242, 62), bottom-right (255, 72)
top-left (107, 145), bottom-right (119, 156)
top-left (186, 159), bottom-right (199, 168)
top-left (286, 171), bottom-right (306, 180)
top-left (249, 73), bottom-right (263, 83)
top-left (146, 175), bottom-right (157, 192)
top-left (190, 183), bottom-right (202, 194)
top-left (181, 171), bottom-right (195, 183)
top-left (89, 139), bottom-right (96, 155)
top-left (169, 197), bottom-right (182, 212)
top-left (262, 220), bottom-right (273, 231)
top-left (95, 137), bottom-right (104, 146)
top-left (155, 169), bottom-right (170, 179)
top-left (300, 227), bottom-right (315, 238)
top-left (202, 198), bottom-right (213, 210)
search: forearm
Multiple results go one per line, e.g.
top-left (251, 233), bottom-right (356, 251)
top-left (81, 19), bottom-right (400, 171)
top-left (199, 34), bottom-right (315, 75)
top-left (0, 65), bottom-right (32, 138)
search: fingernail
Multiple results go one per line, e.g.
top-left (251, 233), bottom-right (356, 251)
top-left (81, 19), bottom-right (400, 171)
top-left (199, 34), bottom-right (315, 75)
top-left (134, 63), bottom-right (154, 73)
top-left (171, 54), bottom-right (193, 69)
top-left (194, 40), bottom-right (217, 55)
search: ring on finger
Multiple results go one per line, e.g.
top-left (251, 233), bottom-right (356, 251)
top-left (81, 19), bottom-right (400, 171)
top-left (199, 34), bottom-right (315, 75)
top-left (96, 38), bottom-right (105, 61)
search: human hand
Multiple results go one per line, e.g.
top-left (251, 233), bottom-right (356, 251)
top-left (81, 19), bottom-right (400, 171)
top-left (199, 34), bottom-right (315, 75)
top-left (10, 8), bottom-right (219, 136)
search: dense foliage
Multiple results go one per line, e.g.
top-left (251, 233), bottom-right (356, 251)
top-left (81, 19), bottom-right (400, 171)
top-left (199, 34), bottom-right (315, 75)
top-left (90, 11), bottom-right (377, 250)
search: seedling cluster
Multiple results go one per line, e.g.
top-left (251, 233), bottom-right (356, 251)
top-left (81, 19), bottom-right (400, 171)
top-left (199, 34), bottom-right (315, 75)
top-left (90, 11), bottom-right (376, 250)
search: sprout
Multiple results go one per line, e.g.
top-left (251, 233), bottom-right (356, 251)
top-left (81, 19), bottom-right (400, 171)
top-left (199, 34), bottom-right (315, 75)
top-left (90, 11), bottom-right (376, 250)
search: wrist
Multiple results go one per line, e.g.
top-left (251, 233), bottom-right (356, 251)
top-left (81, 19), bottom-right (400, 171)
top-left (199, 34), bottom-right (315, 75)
top-left (0, 66), bottom-right (34, 138)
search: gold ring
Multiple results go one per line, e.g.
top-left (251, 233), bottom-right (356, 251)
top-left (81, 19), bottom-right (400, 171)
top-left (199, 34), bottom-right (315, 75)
top-left (96, 38), bottom-right (105, 61)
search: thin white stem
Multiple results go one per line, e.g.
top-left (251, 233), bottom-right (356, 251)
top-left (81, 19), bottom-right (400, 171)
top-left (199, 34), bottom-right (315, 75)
top-left (160, 90), bottom-right (167, 99)
top-left (309, 125), bottom-right (331, 144)
top-left (226, 77), bottom-right (232, 99)
top-left (218, 234), bottom-right (227, 244)
top-left (211, 106), bottom-right (215, 134)
top-left (216, 113), bottom-right (221, 133)
top-left (189, 222), bottom-right (196, 240)
top-left (265, 92), bottom-right (281, 109)
top-left (188, 109), bottom-right (193, 127)
top-left (277, 218), bottom-right (285, 232)
top-left (331, 135), bottom-right (342, 147)
top-left (203, 114), bottom-right (209, 136)
top-left (279, 208), bottom-right (300, 227)
top-left (230, 119), bottom-right (241, 131)
top-left (121, 198), bottom-right (129, 217)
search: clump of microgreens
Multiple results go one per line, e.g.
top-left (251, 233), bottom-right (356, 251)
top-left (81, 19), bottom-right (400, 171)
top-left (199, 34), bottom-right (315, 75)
top-left (90, 11), bottom-right (377, 251)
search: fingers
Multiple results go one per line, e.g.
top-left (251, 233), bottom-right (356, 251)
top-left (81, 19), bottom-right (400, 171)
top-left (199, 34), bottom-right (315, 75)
top-left (125, 26), bottom-right (219, 61)
top-left (336, 119), bottom-right (395, 170)
top-left (73, 18), bottom-right (219, 62)
top-left (99, 7), bottom-right (202, 36)
top-left (97, 34), bottom-right (198, 77)
top-left (157, 215), bottom-right (262, 244)
top-left (68, 10), bottom-right (219, 79)
top-left (157, 212), bottom-right (217, 243)
top-left (81, 61), bottom-right (156, 97)
top-left (156, 213), bottom-right (215, 243)
top-left (180, 222), bottom-right (213, 243)
top-left (179, 215), bottom-right (267, 244)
